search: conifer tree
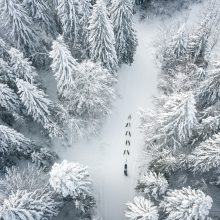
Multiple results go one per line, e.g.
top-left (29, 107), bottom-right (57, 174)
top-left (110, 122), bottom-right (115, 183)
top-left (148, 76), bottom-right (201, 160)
top-left (49, 36), bottom-right (78, 98)
top-left (9, 48), bottom-right (38, 83)
top-left (0, 83), bottom-right (20, 113)
top-left (88, 0), bottom-right (118, 74)
top-left (0, 165), bottom-right (60, 220)
top-left (160, 187), bottom-right (212, 220)
top-left (22, 0), bottom-right (55, 34)
top-left (66, 60), bottom-right (116, 119)
top-left (0, 58), bottom-right (15, 85)
top-left (186, 8), bottom-right (217, 66)
top-left (125, 196), bottom-right (159, 220)
top-left (0, 0), bottom-right (41, 55)
top-left (16, 79), bottom-right (52, 127)
top-left (136, 171), bottom-right (168, 199)
top-left (49, 160), bottom-right (94, 212)
top-left (78, 0), bottom-right (92, 59)
top-left (142, 92), bottom-right (198, 150)
top-left (49, 160), bottom-right (92, 199)
top-left (197, 65), bottom-right (220, 109)
top-left (110, 0), bottom-right (137, 65)
top-left (56, 0), bottom-right (80, 43)
top-left (0, 125), bottom-right (31, 155)
top-left (188, 133), bottom-right (220, 173)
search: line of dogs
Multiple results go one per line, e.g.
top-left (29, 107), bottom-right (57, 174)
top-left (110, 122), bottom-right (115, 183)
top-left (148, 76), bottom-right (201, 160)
top-left (124, 115), bottom-right (131, 176)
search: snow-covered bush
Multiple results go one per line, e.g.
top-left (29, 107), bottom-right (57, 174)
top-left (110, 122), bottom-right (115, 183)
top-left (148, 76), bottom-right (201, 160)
top-left (0, 165), bottom-right (60, 220)
top-left (110, 0), bottom-right (137, 65)
top-left (88, 0), bottom-right (118, 74)
top-left (49, 160), bottom-right (94, 213)
top-left (125, 196), bottom-right (159, 220)
top-left (136, 171), bottom-right (168, 199)
top-left (188, 133), bottom-right (220, 173)
top-left (160, 187), bottom-right (213, 220)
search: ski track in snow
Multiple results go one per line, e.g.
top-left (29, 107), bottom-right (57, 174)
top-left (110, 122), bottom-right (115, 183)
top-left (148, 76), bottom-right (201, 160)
top-left (55, 17), bottom-right (159, 220)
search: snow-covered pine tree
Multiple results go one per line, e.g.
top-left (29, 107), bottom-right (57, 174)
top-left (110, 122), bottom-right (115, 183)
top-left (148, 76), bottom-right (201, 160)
top-left (188, 133), bottom-right (220, 173)
top-left (125, 196), bottom-right (159, 220)
top-left (157, 92), bottom-right (198, 149)
top-left (49, 160), bottom-right (92, 199)
top-left (160, 187), bottom-right (213, 220)
top-left (88, 0), bottom-right (118, 74)
top-left (110, 0), bottom-right (137, 65)
top-left (16, 79), bottom-right (52, 127)
top-left (0, 165), bottom-right (60, 220)
top-left (31, 147), bottom-right (58, 170)
top-left (141, 92), bottom-right (198, 150)
top-left (9, 48), bottom-right (38, 83)
top-left (149, 152), bottom-right (178, 176)
top-left (66, 60), bottom-right (116, 119)
top-left (78, 0), bottom-right (92, 59)
top-left (56, 0), bottom-right (80, 43)
top-left (0, 83), bottom-right (20, 118)
top-left (49, 36), bottom-right (78, 98)
top-left (162, 25), bottom-right (187, 76)
top-left (0, 58), bottom-right (15, 86)
top-left (0, 125), bottom-right (31, 155)
top-left (197, 64), bottom-right (220, 109)
top-left (0, 0), bottom-right (41, 56)
top-left (186, 8), bottom-right (217, 66)
top-left (22, 0), bottom-right (56, 35)
top-left (136, 171), bottom-right (168, 199)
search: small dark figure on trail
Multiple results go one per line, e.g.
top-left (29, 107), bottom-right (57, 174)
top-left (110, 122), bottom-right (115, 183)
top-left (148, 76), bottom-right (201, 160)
top-left (125, 122), bottom-right (131, 128)
top-left (126, 131), bottom-right (131, 137)
top-left (128, 115), bottom-right (131, 120)
top-left (126, 140), bottom-right (131, 146)
top-left (124, 163), bottom-right (128, 176)
top-left (123, 149), bottom-right (130, 155)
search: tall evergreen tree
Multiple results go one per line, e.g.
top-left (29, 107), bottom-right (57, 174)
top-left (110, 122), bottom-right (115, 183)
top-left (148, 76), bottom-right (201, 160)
top-left (22, 0), bottom-right (56, 35)
top-left (0, 125), bottom-right (31, 155)
top-left (110, 0), bottom-right (137, 65)
top-left (188, 133), bottom-right (220, 173)
top-left (16, 79), bottom-right (53, 128)
top-left (56, 0), bottom-right (80, 43)
top-left (0, 0), bottom-right (41, 55)
top-left (9, 48), bottom-right (38, 83)
top-left (78, 0), bottom-right (92, 59)
top-left (160, 187), bottom-right (212, 220)
top-left (125, 196), bottom-right (159, 220)
top-left (49, 36), bottom-right (79, 98)
top-left (88, 0), bottom-right (118, 74)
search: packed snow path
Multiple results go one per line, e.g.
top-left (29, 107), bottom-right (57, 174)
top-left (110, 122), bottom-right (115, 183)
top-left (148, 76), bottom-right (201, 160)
top-left (55, 17), bottom-right (158, 220)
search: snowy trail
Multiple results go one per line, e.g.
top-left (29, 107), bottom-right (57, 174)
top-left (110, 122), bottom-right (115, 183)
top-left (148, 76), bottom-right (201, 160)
top-left (55, 17), bottom-right (158, 220)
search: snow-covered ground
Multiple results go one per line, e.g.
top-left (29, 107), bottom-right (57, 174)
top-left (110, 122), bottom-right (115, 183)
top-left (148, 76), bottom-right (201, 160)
top-left (55, 17), bottom-right (159, 220)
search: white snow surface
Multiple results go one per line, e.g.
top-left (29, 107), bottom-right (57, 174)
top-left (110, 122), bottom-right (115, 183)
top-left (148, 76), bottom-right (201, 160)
top-left (55, 17), bottom-right (158, 220)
